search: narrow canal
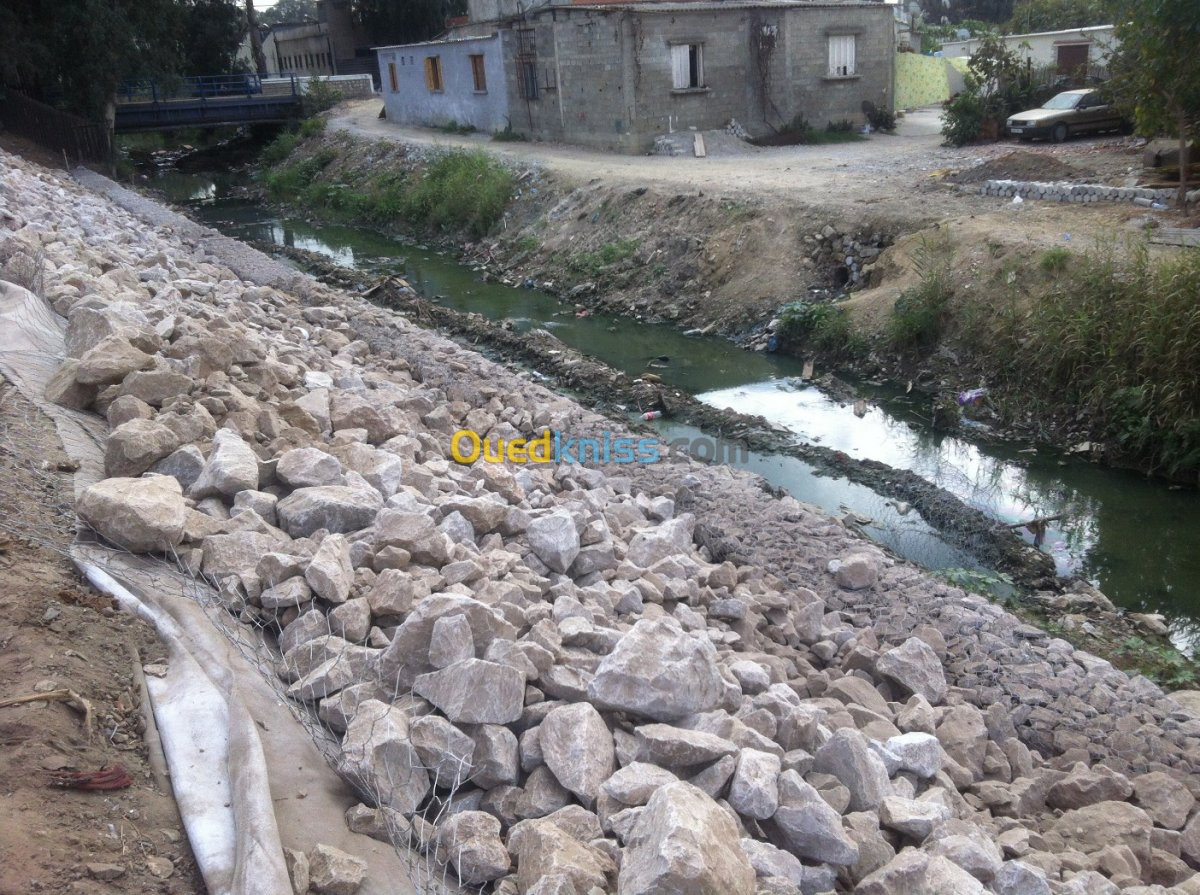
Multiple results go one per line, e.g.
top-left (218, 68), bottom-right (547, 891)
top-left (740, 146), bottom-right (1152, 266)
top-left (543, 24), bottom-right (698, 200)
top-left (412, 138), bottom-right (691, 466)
top-left (149, 170), bottom-right (1200, 649)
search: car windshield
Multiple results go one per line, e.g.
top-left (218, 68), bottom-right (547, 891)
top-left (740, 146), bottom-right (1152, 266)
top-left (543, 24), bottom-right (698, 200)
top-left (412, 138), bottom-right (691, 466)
top-left (1043, 92), bottom-right (1085, 110)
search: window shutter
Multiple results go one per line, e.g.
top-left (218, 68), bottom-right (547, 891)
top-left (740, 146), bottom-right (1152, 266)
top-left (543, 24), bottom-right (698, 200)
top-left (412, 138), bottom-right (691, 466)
top-left (425, 57), bottom-right (435, 90)
top-left (671, 44), bottom-right (690, 89)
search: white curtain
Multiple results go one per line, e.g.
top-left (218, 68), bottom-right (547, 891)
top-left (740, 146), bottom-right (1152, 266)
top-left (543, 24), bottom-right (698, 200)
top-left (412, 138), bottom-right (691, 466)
top-left (671, 44), bottom-right (691, 89)
top-left (828, 35), bottom-right (856, 77)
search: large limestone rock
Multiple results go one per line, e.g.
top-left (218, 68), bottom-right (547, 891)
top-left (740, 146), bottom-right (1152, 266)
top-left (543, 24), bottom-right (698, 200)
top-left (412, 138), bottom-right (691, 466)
top-left (538, 702), bottom-right (614, 807)
top-left (526, 510), bottom-right (580, 574)
top-left (75, 334), bottom-right (154, 386)
top-left (1046, 764), bottom-right (1133, 810)
top-left (337, 700), bottom-right (430, 817)
top-left (935, 704), bottom-right (987, 780)
top-left (618, 781), bottom-right (755, 895)
top-left (372, 510), bottom-right (451, 566)
top-left (884, 732), bottom-right (943, 779)
top-left (189, 429), bottom-right (259, 499)
top-left (104, 418), bottom-right (180, 477)
top-left (436, 811), bottom-right (509, 886)
top-left (202, 532), bottom-right (288, 580)
top-left (1132, 771), bottom-right (1195, 830)
top-left (378, 594), bottom-right (514, 688)
top-left (305, 533), bottom-right (354, 603)
top-left (507, 819), bottom-right (614, 894)
top-left (587, 618), bottom-right (725, 721)
top-left (77, 476), bottom-right (189, 553)
top-left (307, 843), bottom-right (367, 895)
top-left (413, 659), bottom-right (525, 724)
top-left (625, 516), bottom-right (694, 568)
top-left (633, 724), bottom-right (738, 768)
top-left (409, 714), bottom-right (475, 790)
top-left (876, 637), bottom-right (948, 704)
top-left (812, 728), bottom-right (891, 812)
top-left (277, 447), bottom-right (344, 488)
top-left (116, 369), bottom-right (193, 407)
top-left (276, 485), bottom-right (383, 538)
top-left (771, 770), bottom-right (860, 866)
top-left (1051, 801), bottom-right (1153, 866)
top-left (728, 748), bottom-right (781, 820)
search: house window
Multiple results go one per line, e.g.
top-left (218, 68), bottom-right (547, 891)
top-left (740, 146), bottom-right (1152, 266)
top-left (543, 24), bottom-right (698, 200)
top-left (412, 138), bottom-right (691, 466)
top-left (470, 54), bottom-right (487, 92)
top-left (828, 35), bottom-right (856, 77)
top-left (671, 43), bottom-right (704, 89)
top-left (424, 56), bottom-right (443, 92)
top-left (518, 57), bottom-right (538, 99)
top-left (388, 61), bottom-right (398, 92)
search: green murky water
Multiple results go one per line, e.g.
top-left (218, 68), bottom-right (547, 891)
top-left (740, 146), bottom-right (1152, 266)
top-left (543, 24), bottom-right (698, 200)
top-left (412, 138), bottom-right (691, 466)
top-left (152, 171), bottom-right (1200, 649)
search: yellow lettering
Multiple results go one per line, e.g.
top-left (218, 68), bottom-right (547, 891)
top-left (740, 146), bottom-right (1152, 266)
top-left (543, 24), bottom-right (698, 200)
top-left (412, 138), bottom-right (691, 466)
top-left (483, 439), bottom-right (505, 463)
top-left (507, 440), bottom-right (528, 463)
top-left (528, 429), bottom-right (552, 462)
top-left (450, 429), bottom-right (480, 464)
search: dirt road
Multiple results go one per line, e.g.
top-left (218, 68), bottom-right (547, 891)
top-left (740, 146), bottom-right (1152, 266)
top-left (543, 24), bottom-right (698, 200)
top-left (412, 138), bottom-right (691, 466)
top-left (328, 99), bottom-right (1140, 219)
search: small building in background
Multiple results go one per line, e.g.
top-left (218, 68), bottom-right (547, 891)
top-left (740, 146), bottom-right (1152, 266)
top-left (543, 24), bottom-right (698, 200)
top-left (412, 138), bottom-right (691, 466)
top-left (939, 25), bottom-right (1116, 80)
top-left (376, 0), bottom-right (896, 153)
top-left (268, 21), bottom-right (338, 76)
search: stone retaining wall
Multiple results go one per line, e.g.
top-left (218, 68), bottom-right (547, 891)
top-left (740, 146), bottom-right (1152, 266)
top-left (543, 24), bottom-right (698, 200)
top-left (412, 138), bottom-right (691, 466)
top-left (980, 179), bottom-right (1200, 206)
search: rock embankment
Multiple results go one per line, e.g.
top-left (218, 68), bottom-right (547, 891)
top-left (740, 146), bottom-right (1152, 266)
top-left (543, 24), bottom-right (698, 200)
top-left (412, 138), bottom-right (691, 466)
top-left (3, 148), bottom-right (1200, 895)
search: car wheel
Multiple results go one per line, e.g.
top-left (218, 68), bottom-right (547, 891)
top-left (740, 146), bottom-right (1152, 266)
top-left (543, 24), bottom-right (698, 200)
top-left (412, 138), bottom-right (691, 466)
top-left (1052, 122), bottom-right (1068, 143)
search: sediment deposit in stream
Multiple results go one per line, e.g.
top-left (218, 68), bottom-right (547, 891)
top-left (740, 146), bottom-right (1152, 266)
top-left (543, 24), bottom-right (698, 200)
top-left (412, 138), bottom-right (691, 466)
top-left (4, 147), bottom-right (1200, 895)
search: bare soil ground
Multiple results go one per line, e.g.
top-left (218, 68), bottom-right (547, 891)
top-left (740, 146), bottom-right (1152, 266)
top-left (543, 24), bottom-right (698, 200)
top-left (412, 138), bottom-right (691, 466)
top-left (325, 100), bottom-right (1161, 334)
top-left (0, 376), bottom-right (202, 895)
top-left (330, 100), bottom-right (1145, 222)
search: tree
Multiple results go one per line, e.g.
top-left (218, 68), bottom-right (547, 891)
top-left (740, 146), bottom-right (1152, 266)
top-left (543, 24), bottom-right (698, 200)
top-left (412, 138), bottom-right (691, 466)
top-left (0, 0), bottom-right (184, 119)
top-left (352, 0), bottom-right (466, 46)
top-left (244, 0), bottom-right (268, 75)
top-left (259, 0), bottom-right (319, 25)
top-left (182, 0), bottom-right (247, 74)
top-left (1108, 0), bottom-right (1200, 200)
top-left (1005, 0), bottom-right (1107, 33)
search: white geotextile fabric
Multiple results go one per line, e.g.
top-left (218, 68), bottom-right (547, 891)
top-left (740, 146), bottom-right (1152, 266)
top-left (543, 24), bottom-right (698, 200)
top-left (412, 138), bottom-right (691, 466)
top-left (0, 279), bottom-right (291, 895)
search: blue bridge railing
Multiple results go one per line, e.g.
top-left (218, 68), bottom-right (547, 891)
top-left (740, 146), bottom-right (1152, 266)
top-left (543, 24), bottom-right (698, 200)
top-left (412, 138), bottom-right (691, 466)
top-left (117, 74), bottom-right (301, 104)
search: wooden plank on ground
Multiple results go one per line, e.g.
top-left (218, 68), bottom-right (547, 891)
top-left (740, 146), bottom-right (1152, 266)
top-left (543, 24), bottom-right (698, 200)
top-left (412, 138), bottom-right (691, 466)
top-left (694, 133), bottom-right (706, 158)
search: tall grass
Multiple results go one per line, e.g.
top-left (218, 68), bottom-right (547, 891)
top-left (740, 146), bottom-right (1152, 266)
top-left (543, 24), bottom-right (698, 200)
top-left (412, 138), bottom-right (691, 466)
top-left (262, 144), bottom-right (514, 238)
top-left (886, 235), bottom-right (956, 354)
top-left (1007, 243), bottom-right (1200, 473)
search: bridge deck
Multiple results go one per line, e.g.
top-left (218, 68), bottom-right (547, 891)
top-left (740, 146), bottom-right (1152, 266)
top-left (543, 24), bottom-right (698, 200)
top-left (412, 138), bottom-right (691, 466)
top-left (113, 74), bottom-right (303, 132)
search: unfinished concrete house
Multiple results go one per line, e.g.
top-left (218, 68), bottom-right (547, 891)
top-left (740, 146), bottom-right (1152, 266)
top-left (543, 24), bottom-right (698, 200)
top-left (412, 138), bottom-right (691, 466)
top-left (376, 0), bottom-right (895, 153)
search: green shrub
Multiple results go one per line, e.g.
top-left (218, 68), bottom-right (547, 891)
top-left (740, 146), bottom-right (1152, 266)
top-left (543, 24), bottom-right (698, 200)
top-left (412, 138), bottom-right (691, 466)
top-left (260, 129), bottom-right (302, 166)
top-left (1039, 246), bottom-right (1072, 273)
top-left (301, 76), bottom-right (342, 116)
top-left (493, 119), bottom-right (528, 142)
top-left (298, 116), bottom-right (327, 138)
top-left (865, 105), bottom-right (897, 133)
top-left (439, 120), bottom-right (478, 135)
top-left (942, 91), bottom-right (987, 147)
top-left (887, 236), bottom-right (955, 353)
top-left (398, 149), bottom-right (513, 236)
top-left (776, 300), bottom-right (863, 355)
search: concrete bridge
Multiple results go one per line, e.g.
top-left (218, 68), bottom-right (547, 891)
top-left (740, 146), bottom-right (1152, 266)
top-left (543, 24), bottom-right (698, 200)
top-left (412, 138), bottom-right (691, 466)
top-left (114, 74), bottom-right (304, 132)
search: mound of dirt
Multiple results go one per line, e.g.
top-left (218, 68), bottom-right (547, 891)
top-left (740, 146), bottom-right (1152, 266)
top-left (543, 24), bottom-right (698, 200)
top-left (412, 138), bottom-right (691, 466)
top-left (949, 150), bottom-right (1096, 184)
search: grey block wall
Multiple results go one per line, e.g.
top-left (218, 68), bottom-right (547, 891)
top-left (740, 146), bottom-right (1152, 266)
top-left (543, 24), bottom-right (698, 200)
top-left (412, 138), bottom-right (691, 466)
top-left (381, 2), bottom-right (894, 154)
top-left (378, 34), bottom-right (512, 133)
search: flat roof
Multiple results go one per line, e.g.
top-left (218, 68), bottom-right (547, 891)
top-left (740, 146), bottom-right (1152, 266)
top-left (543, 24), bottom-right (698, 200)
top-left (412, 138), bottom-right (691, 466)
top-left (374, 32), bottom-right (499, 51)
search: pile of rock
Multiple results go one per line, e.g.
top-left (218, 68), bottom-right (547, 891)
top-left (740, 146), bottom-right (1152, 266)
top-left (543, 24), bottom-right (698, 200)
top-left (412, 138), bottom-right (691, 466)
top-left (802, 225), bottom-right (891, 291)
top-left (5, 148), bottom-right (1200, 895)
